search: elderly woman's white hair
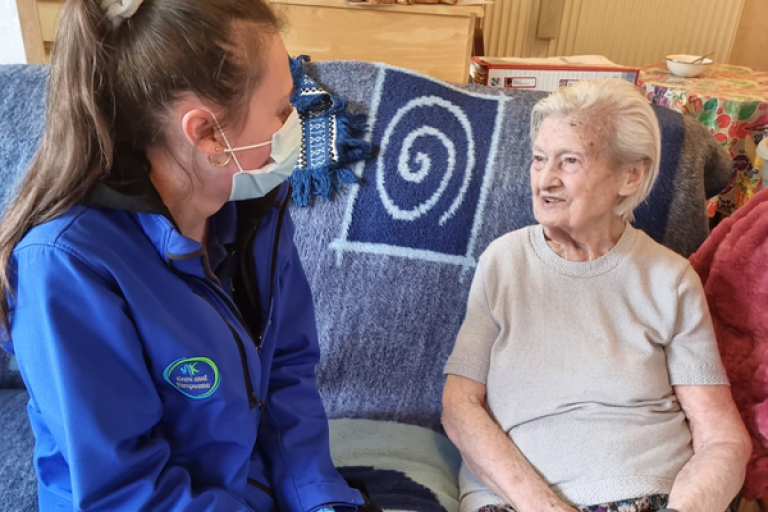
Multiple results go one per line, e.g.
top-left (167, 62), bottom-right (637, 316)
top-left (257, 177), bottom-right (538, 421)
top-left (530, 78), bottom-right (661, 222)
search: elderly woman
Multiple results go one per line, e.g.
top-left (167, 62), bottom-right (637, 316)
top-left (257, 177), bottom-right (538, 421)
top-left (441, 79), bottom-right (752, 512)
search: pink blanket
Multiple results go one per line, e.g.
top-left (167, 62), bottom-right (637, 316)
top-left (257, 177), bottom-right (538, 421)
top-left (690, 188), bottom-right (768, 500)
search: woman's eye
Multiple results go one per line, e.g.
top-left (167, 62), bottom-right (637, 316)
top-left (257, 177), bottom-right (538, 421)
top-left (564, 157), bottom-right (579, 164)
top-left (533, 155), bottom-right (545, 163)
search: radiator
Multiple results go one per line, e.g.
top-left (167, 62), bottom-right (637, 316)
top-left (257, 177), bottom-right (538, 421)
top-left (482, 0), bottom-right (746, 68)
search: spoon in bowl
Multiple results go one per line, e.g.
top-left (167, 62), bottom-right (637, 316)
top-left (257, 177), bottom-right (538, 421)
top-left (689, 52), bottom-right (714, 64)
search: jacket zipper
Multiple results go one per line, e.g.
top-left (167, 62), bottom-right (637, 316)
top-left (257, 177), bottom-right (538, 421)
top-left (181, 189), bottom-right (290, 410)
top-left (240, 226), bottom-right (262, 352)
top-left (222, 307), bottom-right (264, 410)
top-left (241, 192), bottom-right (291, 354)
top-left (247, 478), bottom-right (274, 497)
top-left (204, 189), bottom-right (289, 407)
top-left (186, 267), bottom-right (265, 411)
top-left (203, 278), bottom-right (265, 410)
top-left (260, 194), bottom-right (290, 351)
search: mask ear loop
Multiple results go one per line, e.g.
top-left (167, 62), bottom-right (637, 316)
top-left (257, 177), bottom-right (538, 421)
top-left (206, 111), bottom-right (234, 168)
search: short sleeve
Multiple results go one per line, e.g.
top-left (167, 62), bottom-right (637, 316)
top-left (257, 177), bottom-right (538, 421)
top-left (443, 259), bottom-right (500, 384)
top-left (666, 264), bottom-right (729, 386)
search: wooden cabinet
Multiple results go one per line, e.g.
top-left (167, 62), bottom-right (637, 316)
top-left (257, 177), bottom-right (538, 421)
top-left (270, 0), bottom-right (484, 83)
top-left (24, 0), bottom-right (484, 82)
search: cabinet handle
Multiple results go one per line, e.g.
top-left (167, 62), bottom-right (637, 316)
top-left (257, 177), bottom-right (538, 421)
top-left (537, 0), bottom-right (565, 40)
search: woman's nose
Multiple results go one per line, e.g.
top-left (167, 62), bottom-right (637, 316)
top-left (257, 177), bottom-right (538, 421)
top-left (538, 160), bottom-right (560, 189)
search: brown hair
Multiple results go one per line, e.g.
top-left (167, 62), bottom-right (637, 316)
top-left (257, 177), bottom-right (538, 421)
top-left (0, 0), bottom-right (281, 337)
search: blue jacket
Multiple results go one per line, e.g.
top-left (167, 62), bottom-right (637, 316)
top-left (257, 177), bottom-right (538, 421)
top-left (6, 170), bottom-right (364, 512)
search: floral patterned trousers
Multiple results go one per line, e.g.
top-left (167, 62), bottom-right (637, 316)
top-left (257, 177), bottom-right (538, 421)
top-left (474, 493), bottom-right (736, 512)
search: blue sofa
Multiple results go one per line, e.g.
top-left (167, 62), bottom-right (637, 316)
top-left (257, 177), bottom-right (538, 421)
top-left (0, 61), bottom-right (732, 512)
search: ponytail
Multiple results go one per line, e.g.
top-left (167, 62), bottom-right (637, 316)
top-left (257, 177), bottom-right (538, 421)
top-left (0, 0), bottom-right (115, 338)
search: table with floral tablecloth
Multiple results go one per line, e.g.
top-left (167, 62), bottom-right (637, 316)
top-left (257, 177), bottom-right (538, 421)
top-left (638, 64), bottom-right (768, 217)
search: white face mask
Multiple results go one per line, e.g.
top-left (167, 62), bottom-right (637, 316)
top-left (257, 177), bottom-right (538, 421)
top-left (210, 109), bottom-right (302, 201)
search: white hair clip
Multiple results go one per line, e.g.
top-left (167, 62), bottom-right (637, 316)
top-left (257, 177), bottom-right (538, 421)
top-left (101, 0), bottom-right (145, 26)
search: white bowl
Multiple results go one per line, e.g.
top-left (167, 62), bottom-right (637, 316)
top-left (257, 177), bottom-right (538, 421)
top-left (666, 55), bottom-right (713, 78)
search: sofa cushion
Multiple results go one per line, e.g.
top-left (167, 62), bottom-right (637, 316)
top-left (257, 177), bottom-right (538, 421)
top-left (331, 419), bottom-right (460, 512)
top-left (0, 390), bottom-right (37, 512)
top-left (0, 65), bottom-right (47, 394)
top-left (0, 65), bottom-right (46, 211)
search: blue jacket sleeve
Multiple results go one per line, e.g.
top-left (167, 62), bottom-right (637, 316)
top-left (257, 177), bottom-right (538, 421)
top-left (10, 243), bottom-right (254, 512)
top-left (257, 214), bottom-right (364, 512)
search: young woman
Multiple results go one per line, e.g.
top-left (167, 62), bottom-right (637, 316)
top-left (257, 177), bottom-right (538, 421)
top-left (0, 1), bottom-right (363, 511)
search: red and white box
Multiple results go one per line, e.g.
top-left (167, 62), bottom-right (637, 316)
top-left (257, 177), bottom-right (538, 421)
top-left (470, 55), bottom-right (640, 91)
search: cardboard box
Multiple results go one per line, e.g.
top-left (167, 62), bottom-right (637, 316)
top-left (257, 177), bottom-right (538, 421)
top-left (471, 55), bottom-right (640, 91)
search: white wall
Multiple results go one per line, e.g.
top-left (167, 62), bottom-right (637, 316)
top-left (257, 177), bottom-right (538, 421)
top-left (0, 0), bottom-right (29, 64)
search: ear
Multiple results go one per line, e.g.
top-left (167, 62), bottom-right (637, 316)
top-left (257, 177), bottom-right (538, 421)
top-left (618, 160), bottom-right (646, 198)
top-left (181, 108), bottom-right (224, 156)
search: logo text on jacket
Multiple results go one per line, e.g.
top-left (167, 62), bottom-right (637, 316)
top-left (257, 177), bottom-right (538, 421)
top-left (163, 357), bottom-right (221, 399)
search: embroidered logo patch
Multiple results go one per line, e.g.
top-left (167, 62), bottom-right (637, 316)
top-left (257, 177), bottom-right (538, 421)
top-left (163, 357), bottom-right (220, 399)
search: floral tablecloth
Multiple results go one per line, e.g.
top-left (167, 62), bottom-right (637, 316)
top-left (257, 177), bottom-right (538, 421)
top-left (639, 64), bottom-right (768, 216)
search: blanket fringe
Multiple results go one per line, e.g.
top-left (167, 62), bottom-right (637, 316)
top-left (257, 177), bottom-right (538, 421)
top-left (288, 55), bottom-right (372, 206)
top-left (336, 113), bottom-right (371, 164)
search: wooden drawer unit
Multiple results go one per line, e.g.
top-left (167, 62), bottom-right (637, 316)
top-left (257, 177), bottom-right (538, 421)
top-left (21, 0), bottom-right (483, 80)
top-left (270, 0), bottom-right (484, 83)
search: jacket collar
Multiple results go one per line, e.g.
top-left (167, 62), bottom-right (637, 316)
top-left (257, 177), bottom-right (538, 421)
top-left (83, 147), bottom-right (282, 275)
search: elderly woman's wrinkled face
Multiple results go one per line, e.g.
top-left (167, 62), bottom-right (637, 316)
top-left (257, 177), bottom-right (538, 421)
top-left (530, 115), bottom-right (629, 234)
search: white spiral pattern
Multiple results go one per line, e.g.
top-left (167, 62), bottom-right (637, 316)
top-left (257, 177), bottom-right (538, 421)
top-left (376, 96), bottom-right (476, 226)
